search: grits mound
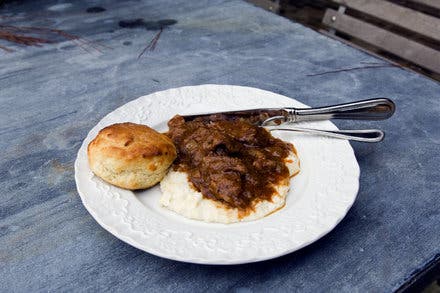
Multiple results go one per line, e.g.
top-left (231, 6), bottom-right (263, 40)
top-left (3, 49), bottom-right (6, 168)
top-left (160, 151), bottom-right (300, 224)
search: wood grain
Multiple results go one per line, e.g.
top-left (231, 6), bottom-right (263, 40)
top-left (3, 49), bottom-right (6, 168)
top-left (323, 8), bottom-right (440, 73)
top-left (332, 0), bottom-right (440, 42)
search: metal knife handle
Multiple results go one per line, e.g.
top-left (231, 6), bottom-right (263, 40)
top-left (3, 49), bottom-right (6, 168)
top-left (287, 98), bottom-right (395, 122)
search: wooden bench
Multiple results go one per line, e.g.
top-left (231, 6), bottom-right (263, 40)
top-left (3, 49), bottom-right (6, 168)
top-left (321, 0), bottom-right (440, 74)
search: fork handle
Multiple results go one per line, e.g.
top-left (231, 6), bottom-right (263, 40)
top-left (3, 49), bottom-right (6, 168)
top-left (287, 98), bottom-right (395, 122)
top-left (268, 127), bottom-right (385, 143)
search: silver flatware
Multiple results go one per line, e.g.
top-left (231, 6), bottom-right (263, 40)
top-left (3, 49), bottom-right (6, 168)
top-left (266, 126), bottom-right (384, 143)
top-left (182, 98), bottom-right (395, 126)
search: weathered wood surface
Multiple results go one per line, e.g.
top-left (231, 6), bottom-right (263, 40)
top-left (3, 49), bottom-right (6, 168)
top-left (323, 8), bottom-right (440, 73)
top-left (1, 0), bottom-right (440, 292)
top-left (332, 0), bottom-right (440, 42)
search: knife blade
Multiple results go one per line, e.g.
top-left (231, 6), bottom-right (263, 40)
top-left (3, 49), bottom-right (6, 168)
top-left (181, 98), bottom-right (395, 126)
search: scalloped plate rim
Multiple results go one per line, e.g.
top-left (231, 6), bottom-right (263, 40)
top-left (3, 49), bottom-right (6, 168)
top-left (74, 84), bottom-right (360, 264)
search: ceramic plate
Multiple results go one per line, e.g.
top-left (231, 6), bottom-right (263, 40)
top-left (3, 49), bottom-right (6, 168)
top-left (74, 84), bottom-right (359, 264)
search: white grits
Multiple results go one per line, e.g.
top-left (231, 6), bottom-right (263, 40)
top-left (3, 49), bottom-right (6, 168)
top-left (160, 151), bottom-right (300, 223)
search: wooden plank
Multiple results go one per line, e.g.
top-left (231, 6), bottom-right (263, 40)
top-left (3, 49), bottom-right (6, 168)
top-left (323, 8), bottom-right (440, 73)
top-left (332, 0), bottom-right (440, 42)
top-left (410, 0), bottom-right (440, 10)
top-left (318, 29), bottom-right (440, 82)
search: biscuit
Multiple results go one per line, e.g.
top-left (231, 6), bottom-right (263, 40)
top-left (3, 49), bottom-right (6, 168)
top-left (88, 122), bottom-right (176, 190)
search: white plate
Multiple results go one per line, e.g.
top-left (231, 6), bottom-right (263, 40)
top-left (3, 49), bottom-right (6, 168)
top-left (75, 84), bottom-right (359, 264)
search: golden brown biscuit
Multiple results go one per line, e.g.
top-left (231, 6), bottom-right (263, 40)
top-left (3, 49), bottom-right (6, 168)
top-left (88, 122), bottom-right (177, 190)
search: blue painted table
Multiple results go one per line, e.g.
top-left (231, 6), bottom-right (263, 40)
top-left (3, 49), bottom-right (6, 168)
top-left (1, 0), bottom-right (439, 291)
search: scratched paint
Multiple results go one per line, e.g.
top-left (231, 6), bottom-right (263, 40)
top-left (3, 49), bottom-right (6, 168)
top-left (118, 18), bottom-right (177, 30)
top-left (47, 3), bottom-right (73, 11)
top-left (86, 6), bottom-right (106, 13)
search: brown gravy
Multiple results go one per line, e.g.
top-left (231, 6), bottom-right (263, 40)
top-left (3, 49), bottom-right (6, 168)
top-left (167, 115), bottom-right (294, 211)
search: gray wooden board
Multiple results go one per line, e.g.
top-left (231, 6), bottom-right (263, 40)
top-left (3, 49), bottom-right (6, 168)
top-left (332, 0), bottom-right (440, 42)
top-left (323, 8), bottom-right (440, 73)
top-left (1, 0), bottom-right (440, 292)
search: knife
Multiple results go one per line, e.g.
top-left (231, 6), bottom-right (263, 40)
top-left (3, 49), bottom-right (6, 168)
top-left (182, 98), bottom-right (395, 126)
